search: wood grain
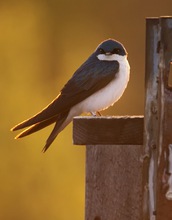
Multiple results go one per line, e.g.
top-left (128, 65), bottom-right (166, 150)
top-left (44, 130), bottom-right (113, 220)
top-left (85, 145), bottom-right (142, 220)
top-left (157, 17), bottom-right (172, 220)
top-left (143, 17), bottom-right (172, 220)
top-left (73, 116), bottom-right (144, 145)
top-left (143, 18), bottom-right (160, 220)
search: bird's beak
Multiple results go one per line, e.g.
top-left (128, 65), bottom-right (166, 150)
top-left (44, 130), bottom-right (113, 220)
top-left (105, 52), bottom-right (112, 55)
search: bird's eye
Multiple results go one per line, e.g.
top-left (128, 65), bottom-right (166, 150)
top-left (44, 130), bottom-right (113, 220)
top-left (99, 48), bottom-right (105, 54)
top-left (112, 48), bottom-right (121, 54)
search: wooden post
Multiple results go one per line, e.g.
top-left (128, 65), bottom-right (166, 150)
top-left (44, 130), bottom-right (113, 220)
top-left (73, 16), bottom-right (172, 220)
top-left (142, 18), bottom-right (160, 220)
top-left (73, 116), bottom-right (144, 220)
top-left (85, 144), bottom-right (142, 220)
top-left (157, 17), bottom-right (172, 219)
top-left (143, 17), bottom-right (172, 220)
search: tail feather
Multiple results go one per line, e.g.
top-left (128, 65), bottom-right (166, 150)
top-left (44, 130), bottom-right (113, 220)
top-left (15, 116), bottom-right (57, 139)
top-left (42, 111), bottom-right (69, 152)
top-left (11, 94), bottom-right (63, 131)
top-left (11, 113), bottom-right (57, 131)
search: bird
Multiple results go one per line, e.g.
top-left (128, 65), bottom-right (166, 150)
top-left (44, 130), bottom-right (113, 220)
top-left (11, 38), bottom-right (130, 152)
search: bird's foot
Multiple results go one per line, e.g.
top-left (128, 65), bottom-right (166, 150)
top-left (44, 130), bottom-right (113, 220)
top-left (90, 111), bottom-right (102, 116)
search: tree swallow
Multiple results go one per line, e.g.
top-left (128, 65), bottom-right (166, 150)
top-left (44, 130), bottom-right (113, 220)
top-left (11, 39), bottom-right (130, 152)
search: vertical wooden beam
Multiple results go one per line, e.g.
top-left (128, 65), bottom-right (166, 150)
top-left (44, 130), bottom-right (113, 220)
top-left (157, 17), bottom-right (172, 220)
top-left (143, 18), bottom-right (160, 220)
top-left (143, 16), bottom-right (172, 220)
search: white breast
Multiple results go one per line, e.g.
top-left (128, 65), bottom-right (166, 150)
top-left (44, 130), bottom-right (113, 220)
top-left (78, 55), bottom-right (130, 112)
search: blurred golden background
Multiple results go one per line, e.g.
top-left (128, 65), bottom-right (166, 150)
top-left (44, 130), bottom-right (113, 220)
top-left (1, 0), bottom-right (172, 219)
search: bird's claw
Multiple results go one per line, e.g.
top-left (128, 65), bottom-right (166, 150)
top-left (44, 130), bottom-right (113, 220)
top-left (90, 111), bottom-right (102, 116)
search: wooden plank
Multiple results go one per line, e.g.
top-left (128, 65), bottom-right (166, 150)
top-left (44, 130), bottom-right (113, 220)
top-left (73, 116), bottom-right (144, 145)
top-left (85, 145), bottom-right (142, 220)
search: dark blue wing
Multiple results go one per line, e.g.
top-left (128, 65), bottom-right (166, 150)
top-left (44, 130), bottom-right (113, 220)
top-left (60, 58), bottom-right (119, 103)
top-left (12, 57), bottom-right (119, 130)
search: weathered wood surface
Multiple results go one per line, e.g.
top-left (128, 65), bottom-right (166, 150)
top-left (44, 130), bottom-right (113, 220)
top-left (73, 116), bottom-right (143, 219)
top-left (157, 17), bottom-right (172, 220)
top-left (143, 18), bottom-right (160, 220)
top-left (85, 145), bottom-right (142, 220)
top-left (73, 116), bottom-right (143, 145)
top-left (143, 17), bottom-right (172, 220)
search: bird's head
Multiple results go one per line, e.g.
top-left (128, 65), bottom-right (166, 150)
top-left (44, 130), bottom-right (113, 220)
top-left (95, 39), bottom-right (128, 61)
